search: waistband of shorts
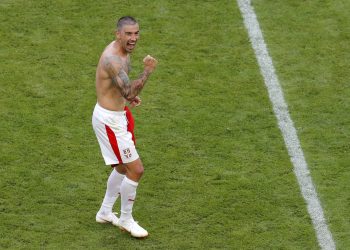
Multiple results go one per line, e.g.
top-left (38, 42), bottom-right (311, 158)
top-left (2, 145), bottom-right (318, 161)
top-left (95, 103), bottom-right (126, 116)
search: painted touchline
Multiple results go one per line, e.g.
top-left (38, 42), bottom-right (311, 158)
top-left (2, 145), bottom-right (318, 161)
top-left (236, 1), bottom-right (336, 249)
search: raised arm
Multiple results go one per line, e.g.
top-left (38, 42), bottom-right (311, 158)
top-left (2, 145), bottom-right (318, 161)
top-left (103, 55), bottom-right (157, 101)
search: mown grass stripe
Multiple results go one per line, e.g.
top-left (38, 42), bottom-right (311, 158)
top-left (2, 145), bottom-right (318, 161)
top-left (236, 1), bottom-right (336, 249)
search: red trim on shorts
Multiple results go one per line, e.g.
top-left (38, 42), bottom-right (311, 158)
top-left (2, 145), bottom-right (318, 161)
top-left (105, 125), bottom-right (123, 164)
top-left (124, 106), bottom-right (136, 145)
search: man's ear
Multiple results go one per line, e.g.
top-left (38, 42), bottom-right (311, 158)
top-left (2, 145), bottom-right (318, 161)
top-left (115, 30), bottom-right (120, 40)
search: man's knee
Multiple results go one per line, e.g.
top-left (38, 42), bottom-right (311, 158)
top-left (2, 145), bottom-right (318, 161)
top-left (129, 162), bottom-right (144, 176)
top-left (126, 159), bottom-right (144, 180)
top-left (134, 164), bottom-right (144, 176)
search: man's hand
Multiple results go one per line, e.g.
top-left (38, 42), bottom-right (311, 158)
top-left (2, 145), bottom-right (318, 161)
top-left (129, 96), bottom-right (142, 108)
top-left (143, 55), bottom-right (158, 73)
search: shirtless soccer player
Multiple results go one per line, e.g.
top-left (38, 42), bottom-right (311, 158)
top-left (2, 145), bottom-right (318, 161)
top-left (92, 16), bottom-right (157, 238)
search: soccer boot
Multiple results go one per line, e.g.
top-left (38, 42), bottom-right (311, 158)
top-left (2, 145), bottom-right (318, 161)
top-left (118, 219), bottom-right (148, 238)
top-left (96, 211), bottom-right (119, 226)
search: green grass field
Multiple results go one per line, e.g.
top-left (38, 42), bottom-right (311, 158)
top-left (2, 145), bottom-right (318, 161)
top-left (0, 0), bottom-right (349, 249)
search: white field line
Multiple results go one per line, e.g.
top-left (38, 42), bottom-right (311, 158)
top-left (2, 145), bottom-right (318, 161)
top-left (236, 1), bottom-right (336, 249)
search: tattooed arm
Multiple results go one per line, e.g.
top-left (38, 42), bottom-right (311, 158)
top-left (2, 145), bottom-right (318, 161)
top-left (103, 55), bottom-right (157, 101)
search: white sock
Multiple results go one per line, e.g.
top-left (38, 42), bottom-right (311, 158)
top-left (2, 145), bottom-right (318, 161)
top-left (120, 176), bottom-right (139, 221)
top-left (99, 169), bottom-right (125, 214)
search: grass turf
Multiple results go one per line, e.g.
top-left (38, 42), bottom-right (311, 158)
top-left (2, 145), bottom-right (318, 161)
top-left (0, 0), bottom-right (347, 249)
top-left (254, 1), bottom-right (350, 248)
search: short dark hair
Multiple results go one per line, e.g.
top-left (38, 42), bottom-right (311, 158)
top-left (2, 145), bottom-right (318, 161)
top-left (116, 16), bottom-right (138, 31)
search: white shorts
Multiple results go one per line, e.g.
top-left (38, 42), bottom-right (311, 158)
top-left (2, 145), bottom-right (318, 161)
top-left (92, 103), bottom-right (139, 165)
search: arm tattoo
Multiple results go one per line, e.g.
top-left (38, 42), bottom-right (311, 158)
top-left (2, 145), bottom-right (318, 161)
top-left (103, 55), bottom-right (122, 70)
top-left (103, 55), bottom-right (151, 101)
top-left (118, 69), bottom-right (130, 85)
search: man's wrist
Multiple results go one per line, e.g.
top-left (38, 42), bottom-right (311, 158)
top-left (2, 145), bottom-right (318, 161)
top-left (143, 69), bottom-right (152, 76)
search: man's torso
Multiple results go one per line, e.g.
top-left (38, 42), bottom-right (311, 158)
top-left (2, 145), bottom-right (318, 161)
top-left (95, 41), bottom-right (131, 111)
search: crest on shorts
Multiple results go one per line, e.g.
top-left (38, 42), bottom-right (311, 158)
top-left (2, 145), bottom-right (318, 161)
top-left (123, 148), bottom-right (132, 159)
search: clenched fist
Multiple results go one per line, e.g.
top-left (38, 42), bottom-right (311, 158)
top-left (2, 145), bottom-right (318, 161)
top-left (143, 55), bottom-right (158, 73)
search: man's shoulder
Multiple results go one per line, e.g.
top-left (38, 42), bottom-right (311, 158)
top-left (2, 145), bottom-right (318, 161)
top-left (99, 53), bottom-right (123, 72)
top-left (102, 51), bottom-right (123, 65)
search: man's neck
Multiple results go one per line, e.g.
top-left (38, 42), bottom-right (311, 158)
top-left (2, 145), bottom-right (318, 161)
top-left (113, 41), bottom-right (128, 57)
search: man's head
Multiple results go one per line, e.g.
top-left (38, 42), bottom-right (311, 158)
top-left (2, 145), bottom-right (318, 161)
top-left (116, 16), bottom-right (140, 53)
